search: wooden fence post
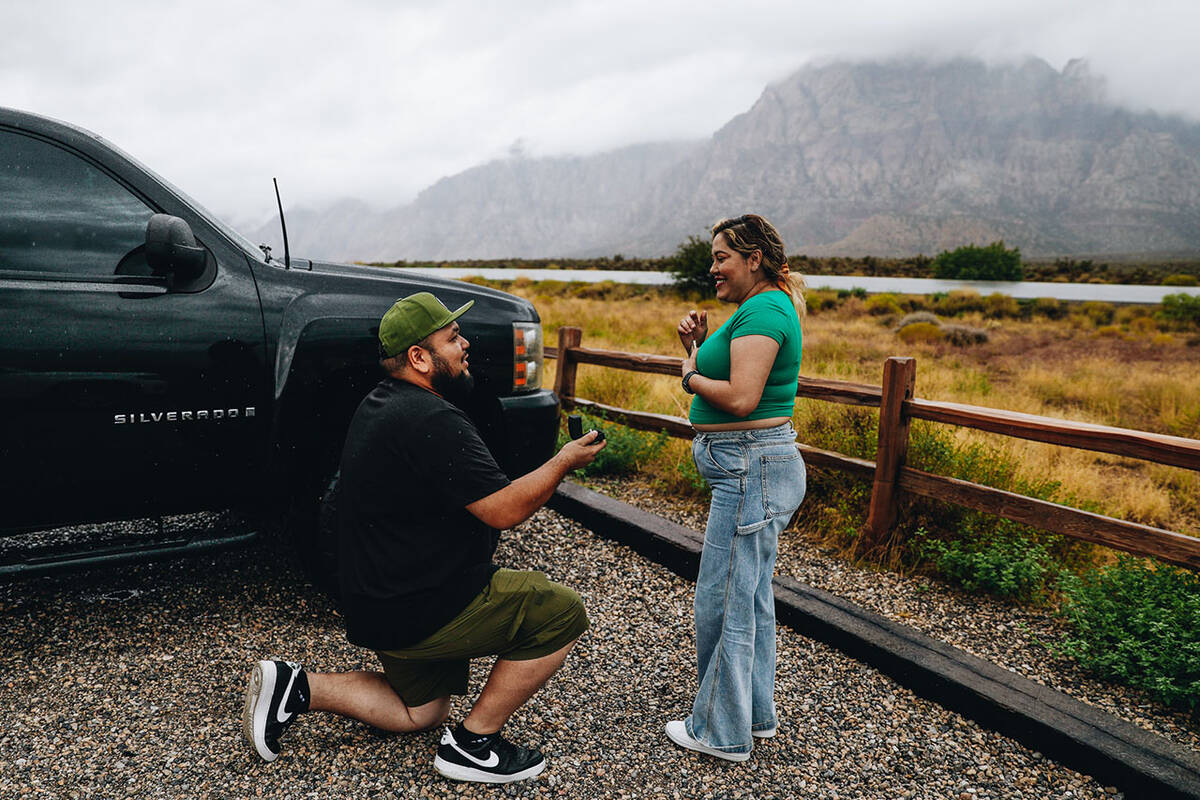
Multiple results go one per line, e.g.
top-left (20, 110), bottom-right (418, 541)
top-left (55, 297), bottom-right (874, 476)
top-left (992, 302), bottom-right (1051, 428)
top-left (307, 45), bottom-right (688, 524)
top-left (554, 326), bottom-right (583, 409)
top-left (865, 357), bottom-right (917, 550)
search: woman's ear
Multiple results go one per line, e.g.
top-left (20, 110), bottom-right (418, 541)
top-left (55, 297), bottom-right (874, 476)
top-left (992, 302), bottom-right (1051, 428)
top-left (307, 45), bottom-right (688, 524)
top-left (748, 249), bottom-right (763, 270)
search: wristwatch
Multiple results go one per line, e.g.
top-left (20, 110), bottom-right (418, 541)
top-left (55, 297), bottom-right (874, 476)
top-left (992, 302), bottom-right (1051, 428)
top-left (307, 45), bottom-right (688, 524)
top-left (682, 370), bottom-right (700, 394)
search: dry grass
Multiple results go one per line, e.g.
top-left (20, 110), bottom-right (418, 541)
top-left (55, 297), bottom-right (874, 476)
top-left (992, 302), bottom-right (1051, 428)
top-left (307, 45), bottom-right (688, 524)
top-left (514, 284), bottom-right (1200, 539)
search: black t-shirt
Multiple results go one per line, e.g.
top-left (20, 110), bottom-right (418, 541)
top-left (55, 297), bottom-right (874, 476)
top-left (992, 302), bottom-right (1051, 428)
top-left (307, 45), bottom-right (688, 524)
top-left (336, 377), bottom-right (511, 649)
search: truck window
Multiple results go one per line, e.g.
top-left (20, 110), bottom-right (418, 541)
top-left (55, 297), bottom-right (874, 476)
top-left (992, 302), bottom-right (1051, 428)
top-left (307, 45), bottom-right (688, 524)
top-left (0, 130), bottom-right (154, 276)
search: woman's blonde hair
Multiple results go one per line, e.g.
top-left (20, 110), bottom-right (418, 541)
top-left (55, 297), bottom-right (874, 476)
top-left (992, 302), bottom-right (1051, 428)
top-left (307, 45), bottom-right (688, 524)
top-left (711, 214), bottom-right (806, 319)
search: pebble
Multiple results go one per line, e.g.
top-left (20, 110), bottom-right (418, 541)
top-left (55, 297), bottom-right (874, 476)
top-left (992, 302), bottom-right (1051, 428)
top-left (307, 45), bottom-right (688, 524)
top-left (0, 504), bottom-right (1161, 799)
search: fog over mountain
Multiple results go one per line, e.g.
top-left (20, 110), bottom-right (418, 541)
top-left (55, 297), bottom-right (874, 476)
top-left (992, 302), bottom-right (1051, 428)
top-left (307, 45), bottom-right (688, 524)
top-left (252, 57), bottom-right (1200, 261)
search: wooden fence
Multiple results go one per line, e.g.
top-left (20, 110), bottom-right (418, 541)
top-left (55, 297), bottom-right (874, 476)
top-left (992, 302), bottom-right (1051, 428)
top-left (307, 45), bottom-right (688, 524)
top-left (548, 326), bottom-right (1200, 571)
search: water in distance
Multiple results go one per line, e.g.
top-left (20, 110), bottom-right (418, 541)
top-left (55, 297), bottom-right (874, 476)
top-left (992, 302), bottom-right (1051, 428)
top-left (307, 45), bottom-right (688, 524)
top-left (394, 267), bottom-right (1200, 305)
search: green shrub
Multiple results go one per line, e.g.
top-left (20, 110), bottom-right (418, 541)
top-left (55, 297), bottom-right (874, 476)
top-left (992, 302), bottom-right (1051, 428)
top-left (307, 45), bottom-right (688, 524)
top-left (1116, 306), bottom-right (1151, 325)
top-left (821, 478), bottom-right (872, 545)
top-left (931, 290), bottom-right (985, 316)
top-left (668, 235), bottom-right (715, 296)
top-left (866, 293), bottom-right (902, 316)
top-left (790, 405), bottom-right (878, 548)
top-left (1058, 557), bottom-right (1200, 710)
top-left (1160, 293), bottom-right (1200, 327)
top-left (798, 404), bottom-right (878, 460)
top-left (897, 421), bottom-right (1096, 573)
top-left (557, 412), bottom-right (668, 477)
top-left (807, 291), bottom-right (841, 314)
top-left (897, 294), bottom-right (929, 313)
top-left (932, 241), bottom-right (1023, 281)
top-left (983, 293), bottom-right (1021, 319)
top-left (569, 280), bottom-right (621, 299)
top-left (1032, 297), bottom-right (1067, 320)
top-left (1162, 273), bottom-right (1200, 287)
top-left (917, 527), bottom-right (1056, 602)
top-left (941, 323), bottom-right (989, 346)
top-left (797, 408), bottom-right (1098, 577)
top-left (896, 311), bottom-right (941, 328)
top-left (1079, 301), bottom-right (1116, 326)
top-left (896, 321), bottom-right (944, 344)
top-left (675, 451), bottom-right (709, 495)
top-left (906, 422), bottom-right (1063, 500)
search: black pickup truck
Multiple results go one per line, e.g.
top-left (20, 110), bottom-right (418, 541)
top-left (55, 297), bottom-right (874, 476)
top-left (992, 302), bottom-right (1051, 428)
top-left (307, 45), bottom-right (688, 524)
top-left (0, 107), bottom-right (558, 582)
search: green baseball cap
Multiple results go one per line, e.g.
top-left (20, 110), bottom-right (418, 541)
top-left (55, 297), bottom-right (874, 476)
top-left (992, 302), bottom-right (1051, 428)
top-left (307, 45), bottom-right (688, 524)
top-left (378, 292), bottom-right (474, 358)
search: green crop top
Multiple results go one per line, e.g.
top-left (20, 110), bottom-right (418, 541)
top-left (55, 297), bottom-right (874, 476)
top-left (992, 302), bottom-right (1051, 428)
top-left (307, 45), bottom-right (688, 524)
top-left (688, 290), bottom-right (802, 425)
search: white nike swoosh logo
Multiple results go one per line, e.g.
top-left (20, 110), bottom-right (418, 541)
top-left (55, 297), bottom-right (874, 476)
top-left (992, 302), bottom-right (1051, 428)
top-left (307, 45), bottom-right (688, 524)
top-left (275, 668), bottom-right (298, 724)
top-left (448, 739), bottom-right (500, 768)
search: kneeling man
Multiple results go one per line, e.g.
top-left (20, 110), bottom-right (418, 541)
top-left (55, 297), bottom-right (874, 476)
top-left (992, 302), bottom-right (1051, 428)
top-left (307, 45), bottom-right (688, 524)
top-left (243, 292), bottom-right (603, 784)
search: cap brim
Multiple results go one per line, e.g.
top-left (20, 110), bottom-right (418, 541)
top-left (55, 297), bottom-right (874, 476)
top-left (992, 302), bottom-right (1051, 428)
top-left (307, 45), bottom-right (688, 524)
top-left (443, 299), bottom-right (473, 328)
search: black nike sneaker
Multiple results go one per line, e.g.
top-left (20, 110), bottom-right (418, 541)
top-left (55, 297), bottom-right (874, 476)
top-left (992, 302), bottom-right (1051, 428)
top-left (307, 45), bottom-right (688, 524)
top-left (433, 727), bottom-right (546, 783)
top-left (242, 660), bottom-right (310, 762)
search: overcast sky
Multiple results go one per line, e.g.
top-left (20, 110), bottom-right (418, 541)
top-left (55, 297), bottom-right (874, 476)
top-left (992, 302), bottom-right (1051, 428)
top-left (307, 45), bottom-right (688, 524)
top-left (3, 0), bottom-right (1198, 230)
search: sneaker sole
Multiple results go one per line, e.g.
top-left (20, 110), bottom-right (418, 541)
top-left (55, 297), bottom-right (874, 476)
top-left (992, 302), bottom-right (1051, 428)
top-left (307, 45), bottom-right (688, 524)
top-left (242, 661), bottom-right (279, 762)
top-left (751, 728), bottom-right (777, 739)
top-left (433, 755), bottom-right (546, 784)
top-left (665, 721), bottom-right (751, 762)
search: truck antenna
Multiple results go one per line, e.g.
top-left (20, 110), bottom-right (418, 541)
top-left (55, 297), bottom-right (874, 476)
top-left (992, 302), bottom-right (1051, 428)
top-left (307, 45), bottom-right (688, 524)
top-left (273, 177), bottom-right (291, 270)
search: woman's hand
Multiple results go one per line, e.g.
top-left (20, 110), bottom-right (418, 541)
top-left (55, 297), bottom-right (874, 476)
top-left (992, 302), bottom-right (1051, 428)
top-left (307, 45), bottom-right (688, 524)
top-left (682, 340), bottom-right (698, 378)
top-left (677, 309), bottom-right (708, 353)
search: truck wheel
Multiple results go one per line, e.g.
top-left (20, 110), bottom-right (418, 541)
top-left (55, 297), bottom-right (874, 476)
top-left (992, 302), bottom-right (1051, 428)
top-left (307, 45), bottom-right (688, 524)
top-left (288, 468), bottom-right (341, 599)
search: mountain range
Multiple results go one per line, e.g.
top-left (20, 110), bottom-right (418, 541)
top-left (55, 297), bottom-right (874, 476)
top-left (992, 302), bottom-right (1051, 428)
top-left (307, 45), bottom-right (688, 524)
top-left (250, 57), bottom-right (1200, 261)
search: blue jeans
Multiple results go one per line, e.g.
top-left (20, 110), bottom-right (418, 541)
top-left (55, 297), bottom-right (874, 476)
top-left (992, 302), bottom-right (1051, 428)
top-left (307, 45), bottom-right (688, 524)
top-left (686, 422), bottom-right (806, 754)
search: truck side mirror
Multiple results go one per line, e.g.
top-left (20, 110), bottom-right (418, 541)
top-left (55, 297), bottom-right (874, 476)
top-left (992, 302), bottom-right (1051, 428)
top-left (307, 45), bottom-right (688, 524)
top-left (145, 214), bottom-right (207, 281)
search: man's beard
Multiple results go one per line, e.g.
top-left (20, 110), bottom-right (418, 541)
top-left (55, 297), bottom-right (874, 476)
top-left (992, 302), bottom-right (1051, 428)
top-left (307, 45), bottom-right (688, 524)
top-left (430, 350), bottom-right (475, 403)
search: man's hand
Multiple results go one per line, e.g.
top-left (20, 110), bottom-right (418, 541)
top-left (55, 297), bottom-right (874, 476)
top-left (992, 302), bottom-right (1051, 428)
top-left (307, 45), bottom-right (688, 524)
top-left (677, 309), bottom-right (708, 354)
top-left (558, 430), bottom-right (606, 471)
top-left (466, 430), bottom-right (605, 529)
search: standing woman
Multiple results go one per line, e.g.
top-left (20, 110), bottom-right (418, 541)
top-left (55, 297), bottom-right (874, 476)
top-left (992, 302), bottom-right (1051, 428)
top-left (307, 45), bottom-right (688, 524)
top-left (666, 214), bottom-right (806, 762)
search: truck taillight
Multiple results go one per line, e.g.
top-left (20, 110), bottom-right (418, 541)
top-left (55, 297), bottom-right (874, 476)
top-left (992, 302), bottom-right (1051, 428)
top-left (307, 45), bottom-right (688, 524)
top-left (512, 322), bottom-right (543, 391)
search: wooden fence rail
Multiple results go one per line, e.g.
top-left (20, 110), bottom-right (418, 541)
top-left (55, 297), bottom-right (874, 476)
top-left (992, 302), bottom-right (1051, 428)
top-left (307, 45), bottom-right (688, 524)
top-left (549, 327), bottom-right (1200, 571)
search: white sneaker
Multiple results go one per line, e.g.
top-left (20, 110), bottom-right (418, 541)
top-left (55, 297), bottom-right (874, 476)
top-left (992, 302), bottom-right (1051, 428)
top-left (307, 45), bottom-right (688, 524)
top-left (664, 720), bottom-right (751, 762)
top-left (433, 728), bottom-right (546, 784)
top-left (242, 660), bottom-right (307, 762)
top-left (751, 726), bottom-right (777, 739)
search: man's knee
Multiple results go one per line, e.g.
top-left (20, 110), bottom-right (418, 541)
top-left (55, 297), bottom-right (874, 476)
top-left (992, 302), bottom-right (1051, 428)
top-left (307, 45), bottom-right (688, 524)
top-left (546, 582), bottom-right (589, 646)
top-left (505, 578), bottom-right (589, 661)
top-left (409, 696), bottom-right (451, 730)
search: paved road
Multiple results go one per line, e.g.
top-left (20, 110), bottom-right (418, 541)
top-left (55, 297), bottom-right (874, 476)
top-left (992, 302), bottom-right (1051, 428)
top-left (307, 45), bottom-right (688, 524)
top-left (0, 510), bottom-right (1121, 799)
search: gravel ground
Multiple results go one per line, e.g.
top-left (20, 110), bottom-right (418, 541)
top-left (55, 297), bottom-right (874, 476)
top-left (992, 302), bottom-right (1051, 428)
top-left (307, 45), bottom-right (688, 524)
top-left (0, 506), bottom-right (1136, 799)
top-left (590, 477), bottom-right (1200, 756)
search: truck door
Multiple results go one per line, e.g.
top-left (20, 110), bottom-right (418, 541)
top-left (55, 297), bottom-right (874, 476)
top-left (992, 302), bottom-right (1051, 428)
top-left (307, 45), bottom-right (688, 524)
top-left (0, 128), bottom-right (268, 530)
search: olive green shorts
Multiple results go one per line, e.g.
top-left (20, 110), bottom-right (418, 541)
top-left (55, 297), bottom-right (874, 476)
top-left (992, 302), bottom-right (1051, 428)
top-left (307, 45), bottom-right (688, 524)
top-left (376, 569), bottom-right (588, 707)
